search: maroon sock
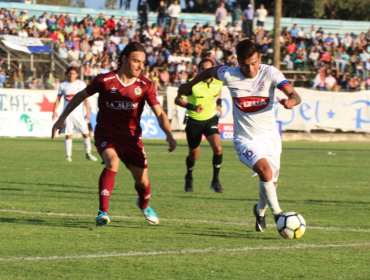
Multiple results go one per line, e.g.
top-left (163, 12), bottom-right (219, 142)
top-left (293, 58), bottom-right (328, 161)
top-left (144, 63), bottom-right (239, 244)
top-left (135, 182), bottom-right (151, 209)
top-left (98, 168), bottom-right (117, 214)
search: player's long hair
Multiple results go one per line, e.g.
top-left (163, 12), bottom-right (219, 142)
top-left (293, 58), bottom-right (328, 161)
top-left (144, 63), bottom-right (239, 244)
top-left (236, 39), bottom-right (260, 62)
top-left (117, 42), bottom-right (146, 70)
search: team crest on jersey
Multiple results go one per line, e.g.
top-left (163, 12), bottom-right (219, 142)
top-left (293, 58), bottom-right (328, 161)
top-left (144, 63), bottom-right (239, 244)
top-left (110, 87), bottom-right (117, 94)
top-left (233, 97), bottom-right (269, 113)
top-left (258, 81), bottom-right (265, 91)
top-left (134, 86), bottom-right (142, 96)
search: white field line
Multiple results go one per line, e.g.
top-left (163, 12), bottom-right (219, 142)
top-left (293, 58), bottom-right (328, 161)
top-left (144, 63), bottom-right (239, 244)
top-left (1, 209), bottom-right (370, 233)
top-left (0, 242), bottom-right (369, 262)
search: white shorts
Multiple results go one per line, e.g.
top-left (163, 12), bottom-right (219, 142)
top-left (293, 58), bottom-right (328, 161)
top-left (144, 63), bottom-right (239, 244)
top-left (62, 114), bottom-right (89, 136)
top-left (234, 133), bottom-right (282, 182)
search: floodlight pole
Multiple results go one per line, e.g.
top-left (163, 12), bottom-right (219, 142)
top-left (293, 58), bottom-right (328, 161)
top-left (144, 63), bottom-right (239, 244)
top-left (273, 0), bottom-right (282, 69)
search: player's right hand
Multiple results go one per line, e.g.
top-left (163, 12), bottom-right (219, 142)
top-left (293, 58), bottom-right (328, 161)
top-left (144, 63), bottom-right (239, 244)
top-left (51, 119), bottom-right (64, 140)
top-left (178, 82), bottom-right (192, 96)
top-left (52, 112), bottom-right (58, 121)
top-left (195, 104), bottom-right (203, 113)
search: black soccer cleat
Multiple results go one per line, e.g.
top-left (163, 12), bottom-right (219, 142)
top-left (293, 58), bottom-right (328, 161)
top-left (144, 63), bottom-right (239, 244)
top-left (184, 174), bottom-right (194, 192)
top-left (210, 179), bottom-right (224, 193)
top-left (274, 212), bottom-right (283, 224)
top-left (253, 204), bottom-right (266, 232)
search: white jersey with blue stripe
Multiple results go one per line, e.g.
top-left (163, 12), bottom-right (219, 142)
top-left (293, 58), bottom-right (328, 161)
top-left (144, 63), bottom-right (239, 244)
top-left (216, 64), bottom-right (290, 140)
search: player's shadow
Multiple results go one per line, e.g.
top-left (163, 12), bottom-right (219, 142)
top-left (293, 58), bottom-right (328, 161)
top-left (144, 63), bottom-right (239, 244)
top-left (283, 147), bottom-right (368, 153)
top-left (0, 181), bottom-right (93, 190)
top-left (162, 194), bottom-right (257, 202)
top-left (0, 217), bottom-right (144, 229)
top-left (177, 228), bottom-right (277, 240)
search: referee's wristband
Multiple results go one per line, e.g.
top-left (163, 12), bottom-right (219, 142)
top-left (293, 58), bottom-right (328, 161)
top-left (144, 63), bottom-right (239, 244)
top-left (186, 103), bottom-right (196, 111)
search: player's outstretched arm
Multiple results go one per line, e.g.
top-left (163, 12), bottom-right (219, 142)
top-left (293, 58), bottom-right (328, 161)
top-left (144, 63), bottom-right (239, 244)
top-left (177, 67), bottom-right (217, 96)
top-left (151, 104), bottom-right (177, 152)
top-left (277, 85), bottom-right (301, 110)
top-left (51, 89), bottom-right (89, 140)
top-left (174, 90), bottom-right (203, 113)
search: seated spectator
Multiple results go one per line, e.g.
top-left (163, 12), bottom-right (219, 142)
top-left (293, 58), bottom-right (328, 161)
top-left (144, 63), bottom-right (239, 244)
top-left (0, 69), bottom-right (6, 88)
top-left (178, 20), bottom-right (188, 37)
top-left (324, 73), bottom-right (337, 91)
top-left (159, 68), bottom-right (170, 87)
top-left (117, 38), bottom-right (127, 54)
top-left (282, 52), bottom-right (294, 70)
top-left (32, 77), bottom-right (45, 90)
top-left (365, 76), bottom-right (370, 90)
top-left (18, 28), bottom-right (28, 38)
top-left (150, 67), bottom-right (163, 90)
top-left (53, 77), bottom-right (60, 90)
top-left (83, 62), bottom-right (93, 84)
top-left (13, 68), bottom-right (24, 89)
top-left (67, 46), bottom-right (79, 62)
top-left (338, 73), bottom-right (349, 91)
top-left (289, 24), bottom-right (299, 38)
top-left (46, 72), bottom-right (56, 90)
top-left (65, 35), bottom-right (75, 50)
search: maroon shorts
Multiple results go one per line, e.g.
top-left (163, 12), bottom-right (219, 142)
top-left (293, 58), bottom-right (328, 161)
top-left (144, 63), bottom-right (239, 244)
top-left (94, 133), bottom-right (147, 169)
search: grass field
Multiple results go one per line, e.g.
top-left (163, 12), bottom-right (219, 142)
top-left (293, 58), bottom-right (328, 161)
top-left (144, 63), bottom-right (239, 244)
top-left (0, 138), bottom-right (369, 279)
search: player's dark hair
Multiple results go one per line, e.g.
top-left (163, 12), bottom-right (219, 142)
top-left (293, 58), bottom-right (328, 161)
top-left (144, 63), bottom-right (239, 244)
top-left (198, 58), bottom-right (214, 70)
top-left (117, 42), bottom-right (146, 69)
top-left (236, 39), bottom-right (260, 62)
top-left (65, 66), bottom-right (78, 75)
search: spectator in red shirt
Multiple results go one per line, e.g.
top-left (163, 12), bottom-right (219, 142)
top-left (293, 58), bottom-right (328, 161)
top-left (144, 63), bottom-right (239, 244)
top-left (106, 16), bottom-right (116, 31)
top-left (321, 50), bottom-right (331, 63)
top-left (286, 42), bottom-right (296, 54)
top-left (49, 29), bottom-right (59, 42)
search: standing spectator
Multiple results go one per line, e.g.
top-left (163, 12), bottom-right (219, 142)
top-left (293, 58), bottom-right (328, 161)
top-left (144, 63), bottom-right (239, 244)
top-left (13, 68), bottom-right (24, 89)
top-left (232, 5), bottom-right (242, 28)
top-left (168, 0), bottom-right (181, 35)
top-left (156, 0), bottom-right (167, 28)
top-left (0, 58), bottom-right (5, 71)
top-left (0, 69), bottom-right (6, 88)
top-left (215, 1), bottom-right (228, 28)
top-left (138, 0), bottom-right (149, 27)
top-left (255, 4), bottom-right (267, 30)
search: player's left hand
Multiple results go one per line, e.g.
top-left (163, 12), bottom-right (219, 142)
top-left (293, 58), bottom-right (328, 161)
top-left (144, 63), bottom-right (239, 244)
top-left (277, 97), bottom-right (296, 109)
top-left (217, 106), bottom-right (223, 118)
top-left (166, 135), bottom-right (177, 153)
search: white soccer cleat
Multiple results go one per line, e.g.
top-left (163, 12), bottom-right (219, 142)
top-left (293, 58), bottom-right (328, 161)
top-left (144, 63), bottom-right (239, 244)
top-left (66, 156), bottom-right (72, 162)
top-left (86, 153), bottom-right (98, 161)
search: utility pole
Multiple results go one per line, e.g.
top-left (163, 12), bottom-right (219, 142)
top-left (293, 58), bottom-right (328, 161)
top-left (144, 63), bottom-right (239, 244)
top-left (273, 0), bottom-right (282, 69)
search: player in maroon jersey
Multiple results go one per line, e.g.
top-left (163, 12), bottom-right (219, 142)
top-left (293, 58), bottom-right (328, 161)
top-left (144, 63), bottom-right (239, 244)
top-left (52, 42), bottom-right (177, 226)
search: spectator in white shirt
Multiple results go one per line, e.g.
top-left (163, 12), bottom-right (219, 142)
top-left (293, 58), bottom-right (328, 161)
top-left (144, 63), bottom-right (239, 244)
top-left (255, 4), bottom-right (267, 30)
top-left (18, 28), bottom-right (28, 38)
top-left (168, 0), bottom-right (181, 34)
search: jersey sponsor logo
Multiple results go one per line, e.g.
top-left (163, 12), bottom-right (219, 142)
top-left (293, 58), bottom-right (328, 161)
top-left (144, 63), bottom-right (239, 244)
top-left (103, 76), bottom-right (115, 82)
top-left (134, 86), bottom-right (142, 96)
top-left (106, 101), bottom-right (138, 110)
top-left (65, 94), bottom-right (75, 102)
top-left (233, 96), bottom-right (269, 113)
top-left (100, 189), bottom-right (110, 196)
top-left (110, 87), bottom-right (117, 94)
top-left (101, 141), bottom-right (107, 147)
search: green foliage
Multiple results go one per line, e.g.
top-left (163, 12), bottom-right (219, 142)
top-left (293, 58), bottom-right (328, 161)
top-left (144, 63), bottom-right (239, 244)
top-left (0, 138), bottom-right (370, 278)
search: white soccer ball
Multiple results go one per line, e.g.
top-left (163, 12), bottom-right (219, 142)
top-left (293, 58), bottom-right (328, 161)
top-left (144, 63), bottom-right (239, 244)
top-left (276, 212), bottom-right (306, 239)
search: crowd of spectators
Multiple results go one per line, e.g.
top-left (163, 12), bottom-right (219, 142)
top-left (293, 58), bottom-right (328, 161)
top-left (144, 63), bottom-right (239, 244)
top-left (1, 4), bottom-right (370, 92)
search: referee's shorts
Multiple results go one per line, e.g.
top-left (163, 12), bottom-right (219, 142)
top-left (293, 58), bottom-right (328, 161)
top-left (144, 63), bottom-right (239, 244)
top-left (185, 115), bottom-right (220, 149)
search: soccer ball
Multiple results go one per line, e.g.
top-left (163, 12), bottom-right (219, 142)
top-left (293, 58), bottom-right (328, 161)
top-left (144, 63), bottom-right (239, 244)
top-left (276, 212), bottom-right (306, 239)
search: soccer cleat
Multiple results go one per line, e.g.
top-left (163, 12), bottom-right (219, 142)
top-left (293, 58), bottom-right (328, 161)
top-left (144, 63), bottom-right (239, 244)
top-left (184, 174), bottom-right (194, 192)
top-left (95, 210), bottom-right (111, 227)
top-left (274, 212), bottom-right (283, 224)
top-left (66, 156), bottom-right (72, 162)
top-left (86, 153), bottom-right (98, 161)
top-left (210, 179), bottom-right (224, 193)
top-left (136, 198), bottom-right (159, 225)
top-left (253, 204), bottom-right (266, 232)
top-left (251, 172), bottom-right (258, 177)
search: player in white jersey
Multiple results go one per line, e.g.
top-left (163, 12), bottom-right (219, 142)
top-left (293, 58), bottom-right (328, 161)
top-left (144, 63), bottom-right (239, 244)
top-left (178, 39), bottom-right (302, 232)
top-left (52, 67), bottom-right (97, 162)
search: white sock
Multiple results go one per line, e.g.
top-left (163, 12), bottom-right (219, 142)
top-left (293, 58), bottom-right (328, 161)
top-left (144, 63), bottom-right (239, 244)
top-left (65, 139), bottom-right (72, 157)
top-left (259, 180), bottom-right (282, 215)
top-left (83, 137), bottom-right (91, 154)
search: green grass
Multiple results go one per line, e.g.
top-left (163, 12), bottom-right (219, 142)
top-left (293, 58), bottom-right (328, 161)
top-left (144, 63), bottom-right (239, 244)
top-left (0, 138), bottom-right (369, 279)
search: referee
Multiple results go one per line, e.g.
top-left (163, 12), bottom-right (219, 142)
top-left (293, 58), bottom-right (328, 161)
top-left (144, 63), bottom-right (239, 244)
top-left (175, 58), bottom-right (224, 193)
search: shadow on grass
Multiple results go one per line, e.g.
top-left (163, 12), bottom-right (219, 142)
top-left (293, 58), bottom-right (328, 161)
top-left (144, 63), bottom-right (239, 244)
top-left (0, 217), bottom-right (144, 229)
